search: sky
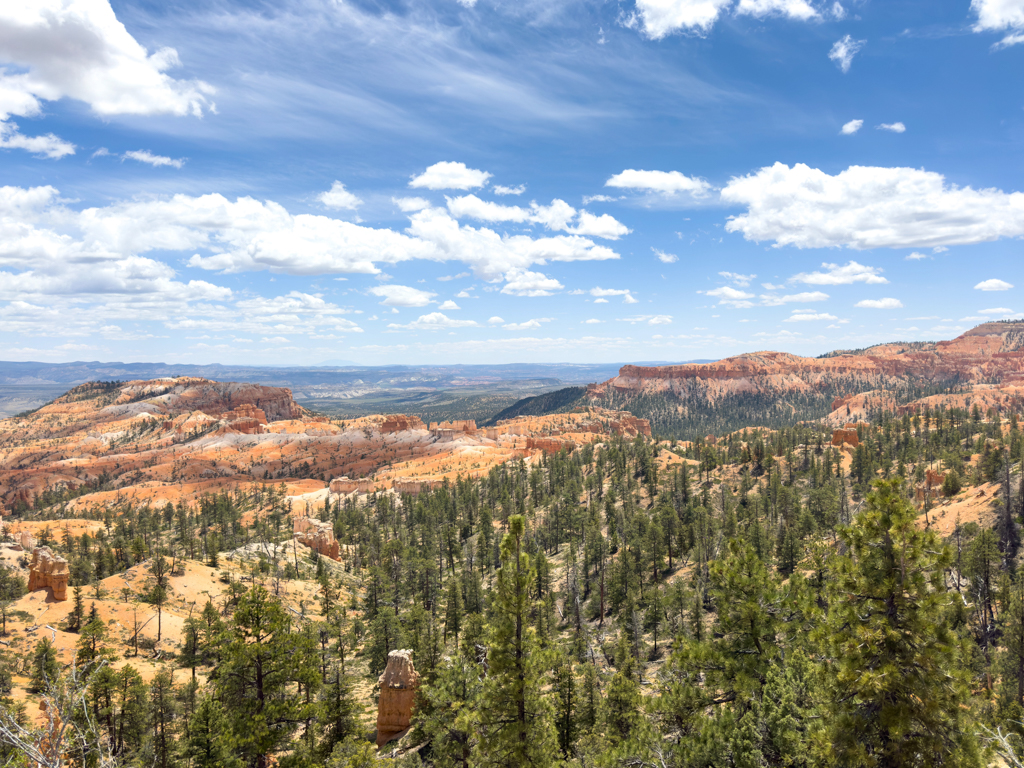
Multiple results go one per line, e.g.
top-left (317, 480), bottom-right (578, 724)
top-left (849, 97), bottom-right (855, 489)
top-left (1, 0), bottom-right (1023, 366)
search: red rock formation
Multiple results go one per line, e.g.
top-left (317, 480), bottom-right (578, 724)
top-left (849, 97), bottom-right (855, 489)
top-left (28, 546), bottom-right (69, 600)
top-left (832, 394), bottom-right (855, 412)
top-left (380, 415), bottom-right (426, 433)
top-left (293, 517), bottom-right (340, 560)
top-left (221, 403), bottom-right (268, 435)
top-left (429, 420), bottom-right (478, 436)
top-left (831, 429), bottom-right (859, 447)
top-left (926, 469), bottom-right (946, 488)
top-left (526, 437), bottom-right (575, 453)
top-left (377, 649), bottom-right (420, 748)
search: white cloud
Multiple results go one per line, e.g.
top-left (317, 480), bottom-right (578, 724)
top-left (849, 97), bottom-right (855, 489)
top-left (975, 278), bottom-right (1014, 291)
top-left (971, 0), bottom-right (1024, 47)
top-left (734, 0), bottom-right (819, 20)
top-left (446, 194), bottom-right (531, 224)
top-left (841, 119), bottom-right (863, 135)
top-left (877, 122), bottom-right (906, 133)
top-left (704, 286), bottom-right (755, 308)
top-left (438, 300), bottom-right (460, 310)
top-left (905, 252), bottom-right (929, 260)
top-left (591, 287), bottom-right (638, 303)
top-left (500, 268), bottom-right (564, 297)
top-left (570, 211), bottom-right (631, 239)
top-left (979, 307), bottom-right (1017, 315)
top-left (0, 120), bottom-right (75, 158)
top-left (855, 298), bottom-right (904, 309)
top-left (319, 181), bottom-right (362, 210)
top-left (722, 162), bottom-right (1024, 250)
top-left (369, 284), bottom-right (436, 307)
top-left (393, 196), bottom-right (431, 212)
top-left (621, 314), bottom-right (673, 325)
top-left (410, 161), bottom-right (491, 190)
top-left (488, 316), bottom-right (504, 324)
top-left (493, 184), bottom-right (526, 196)
top-left (503, 317), bottom-right (553, 331)
top-left (829, 35), bottom-right (865, 73)
top-left (605, 169), bottom-right (711, 198)
top-left (655, 249), bottom-right (678, 263)
top-left (0, 0), bottom-right (214, 121)
top-left (437, 272), bottom-right (470, 281)
top-left (719, 271), bottom-right (756, 286)
top-left (628, 0), bottom-right (733, 39)
top-left (584, 318), bottom-right (601, 324)
top-left (783, 310), bottom-right (838, 322)
top-left (455, 290), bottom-right (472, 298)
top-left (123, 149), bottom-right (184, 169)
top-left (791, 261), bottom-right (887, 285)
top-left (387, 311), bottom-right (479, 330)
top-left (583, 194), bottom-right (619, 204)
top-left (760, 291), bottom-right (829, 306)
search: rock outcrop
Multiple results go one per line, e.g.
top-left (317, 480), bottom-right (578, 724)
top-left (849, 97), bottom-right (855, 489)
top-left (221, 403), bottom-right (268, 434)
top-left (293, 516), bottom-right (340, 560)
top-left (376, 649), bottom-right (420, 748)
top-left (380, 415), bottom-right (426, 433)
top-left (831, 428), bottom-right (859, 448)
top-left (28, 546), bottom-right (69, 600)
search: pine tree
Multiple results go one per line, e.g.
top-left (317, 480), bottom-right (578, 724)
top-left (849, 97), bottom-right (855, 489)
top-left (184, 695), bottom-right (238, 768)
top-left (444, 577), bottom-right (464, 645)
top-left (417, 654), bottom-right (484, 768)
top-left (214, 585), bottom-right (320, 768)
top-left (473, 515), bottom-right (559, 768)
top-left (29, 637), bottom-right (59, 692)
top-left (149, 668), bottom-right (178, 768)
top-left (316, 666), bottom-right (362, 760)
top-left (826, 479), bottom-right (981, 767)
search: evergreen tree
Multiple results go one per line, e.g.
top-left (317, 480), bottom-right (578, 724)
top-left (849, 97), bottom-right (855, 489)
top-left (474, 515), bottom-right (559, 768)
top-left (214, 585), bottom-right (320, 768)
top-left (29, 637), bottom-right (59, 692)
top-left (826, 479), bottom-right (981, 767)
top-left (184, 695), bottom-right (238, 768)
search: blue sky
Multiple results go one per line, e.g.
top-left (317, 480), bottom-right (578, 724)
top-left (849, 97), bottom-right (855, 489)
top-left (1, 0), bottom-right (1023, 366)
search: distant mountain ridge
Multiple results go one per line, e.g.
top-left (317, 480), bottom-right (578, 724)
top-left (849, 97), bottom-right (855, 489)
top-left (495, 321), bottom-right (1024, 439)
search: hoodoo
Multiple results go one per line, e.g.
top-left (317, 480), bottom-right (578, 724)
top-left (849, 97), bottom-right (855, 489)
top-left (28, 546), bottom-right (70, 601)
top-left (376, 649), bottom-right (420, 748)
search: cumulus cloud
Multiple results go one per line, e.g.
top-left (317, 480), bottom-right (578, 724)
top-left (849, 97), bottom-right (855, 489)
top-left (704, 286), bottom-right (755, 308)
top-left (438, 300), bottom-right (460, 310)
top-left (654, 248), bottom-right (678, 263)
top-left (388, 311), bottom-right (479, 330)
top-left (841, 119), bottom-right (863, 135)
top-left (627, 0), bottom-right (733, 39)
top-left (393, 197), bottom-right (431, 212)
top-left (488, 316), bottom-right (504, 324)
top-left (605, 169), bottom-right (711, 198)
top-left (493, 184), bottom-right (526, 196)
top-left (500, 268), bottom-right (564, 297)
top-left (410, 161), bottom-right (491, 190)
top-left (591, 287), bottom-right (638, 303)
top-left (855, 298), bottom-right (904, 308)
top-left (0, 0), bottom-right (214, 121)
top-left (722, 163), bottom-right (1024, 250)
top-left (319, 181), bottom-right (362, 210)
top-left (369, 284), bottom-right (436, 306)
top-left (791, 261), bottom-right (887, 285)
top-left (971, 0), bottom-right (1024, 47)
top-left (760, 291), bottom-right (829, 306)
top-left (570, 211), bottom-right (631, 239)
top-left (735, 0), bottom-right (819, 19)
top-left (877, 122), bottom-right (906, 133)
top-left (905, 252), bottom-right (929, 260)
top-left (979, 307), bottom-right (1018, 315)
top-left (583, 194), bottom-right (619, 204)
top-left (503, 317), bottom-right (553, 331)
top-left (829, 35), bottom-right (865, 73)
top-left (0, 121), bottom-right (75, 158)
top-left (123, 149), bottom-right (184, 169)
top-left (975, 278), bottom-right (1014, 291)
top-left (584, 318), bottom-right (601, 324)
top-left (783, 309), bottom-right (838, 322)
